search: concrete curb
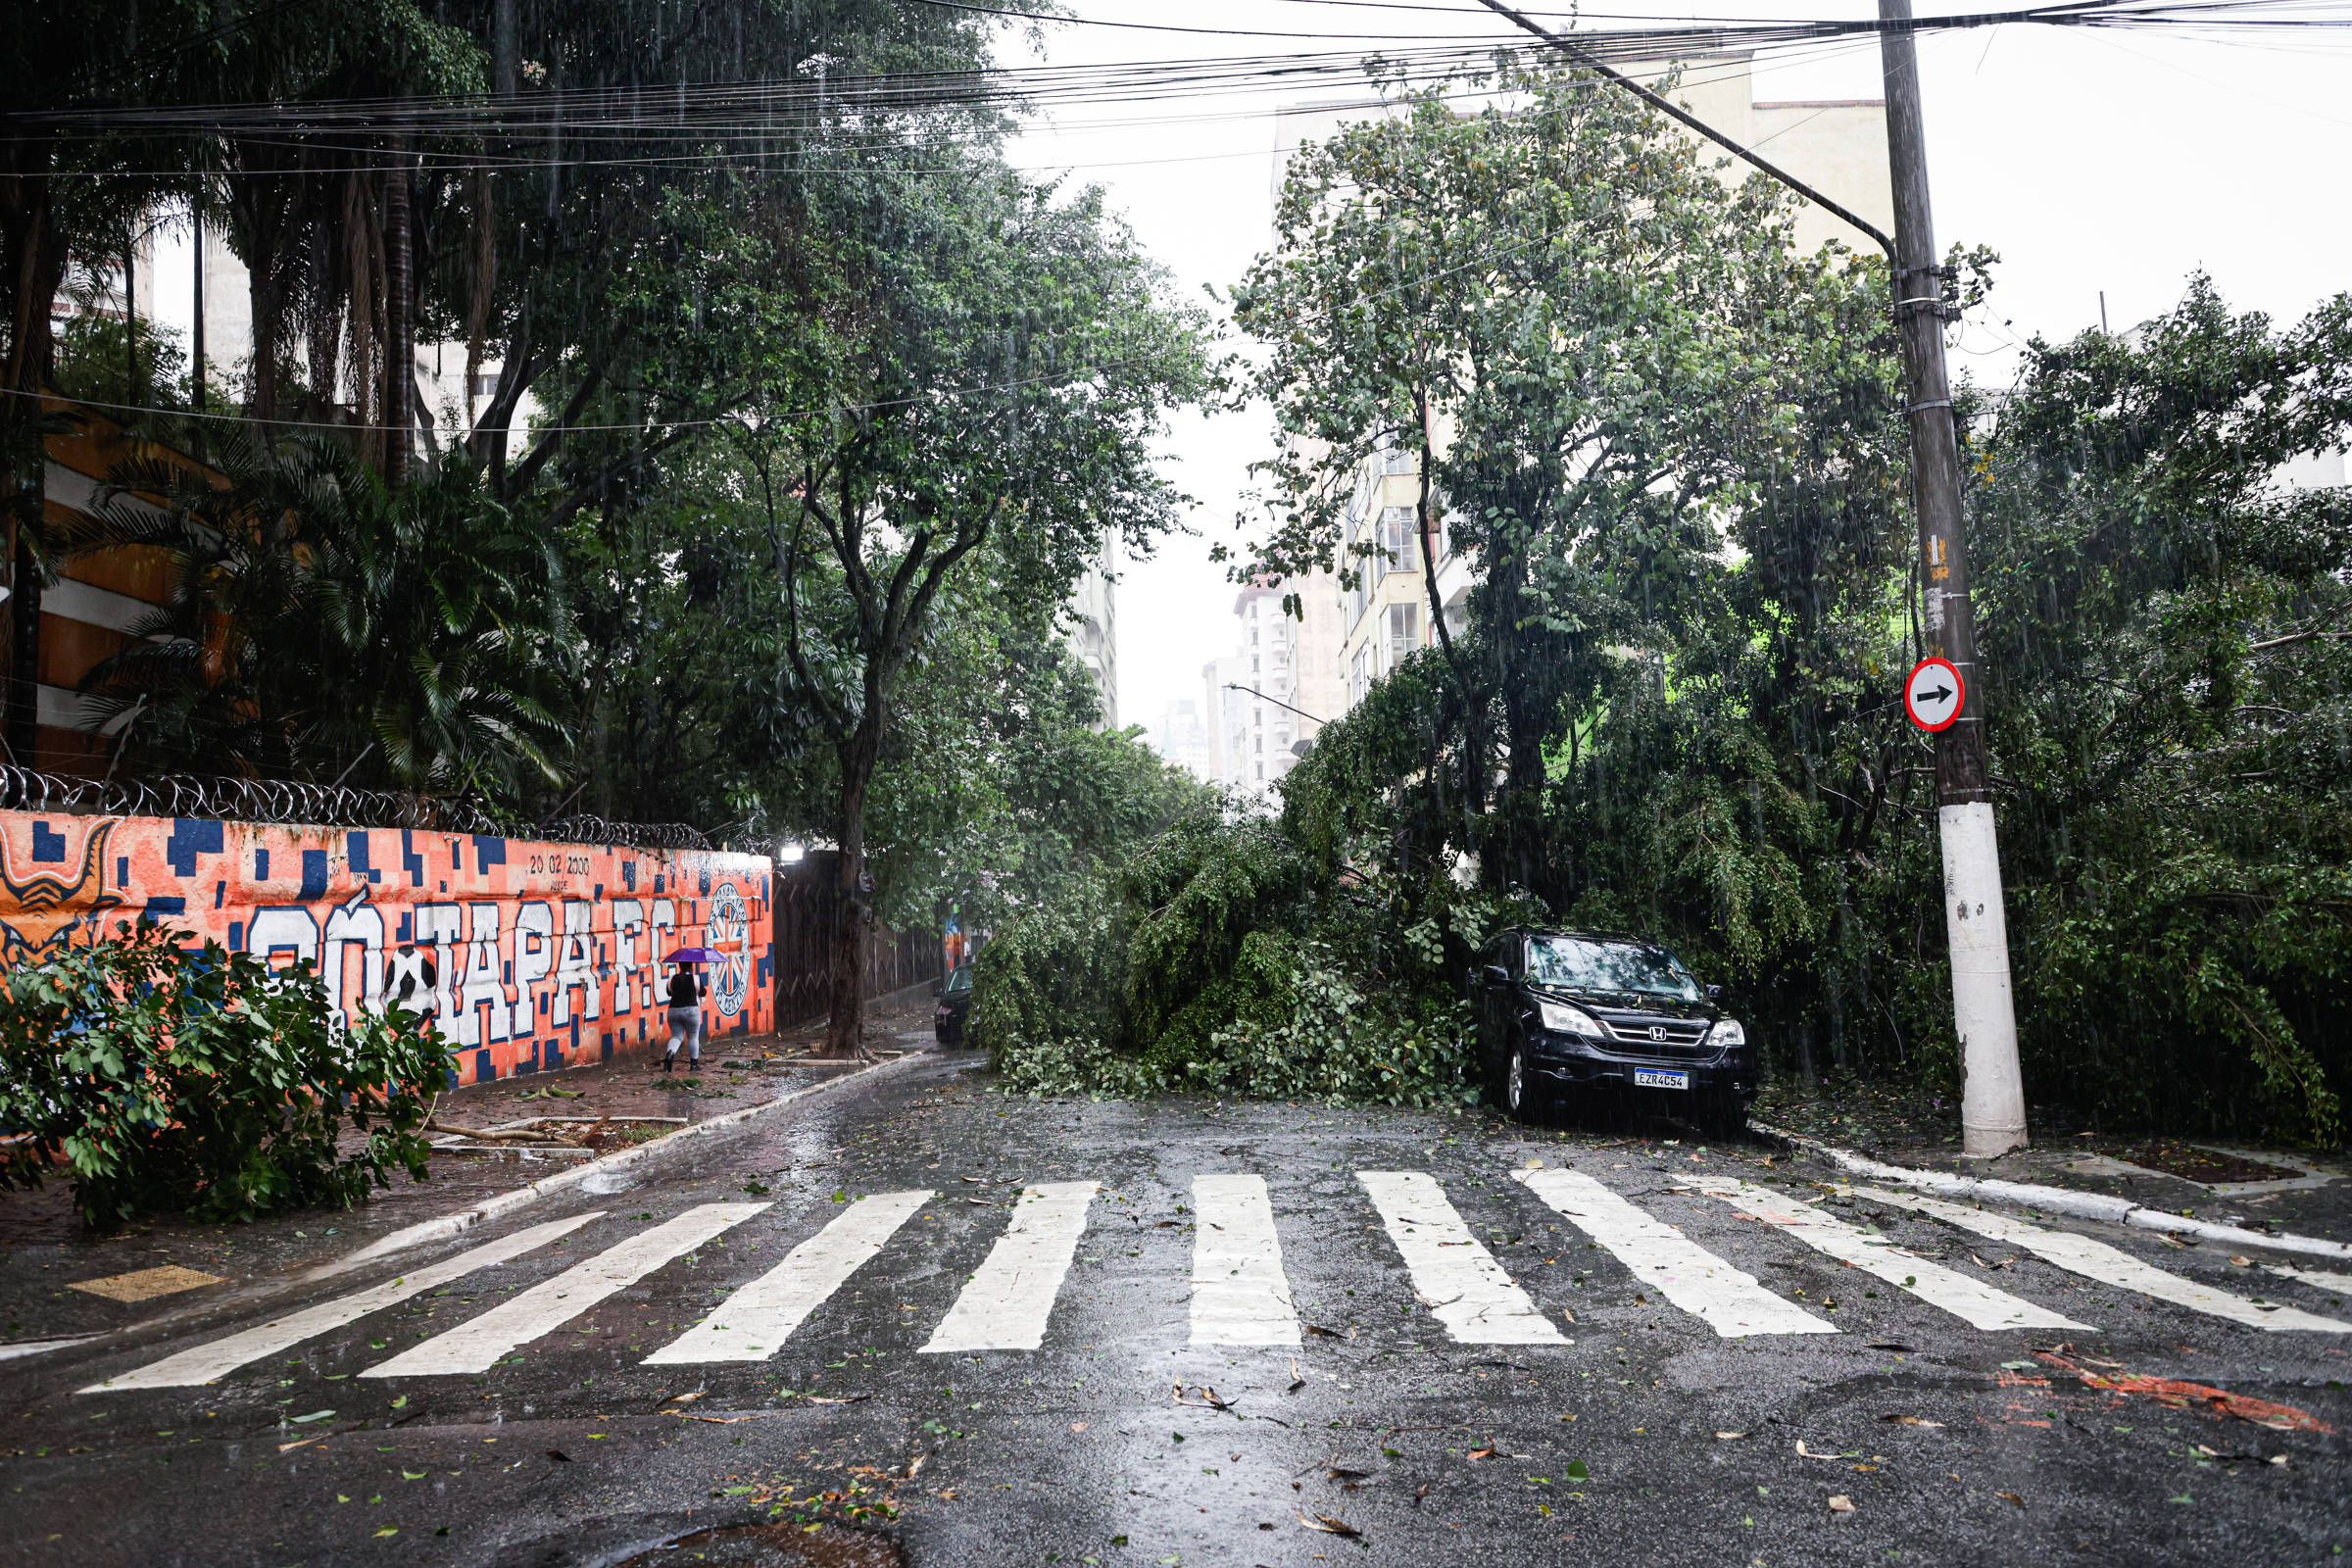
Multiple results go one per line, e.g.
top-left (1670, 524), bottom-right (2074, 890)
top-left (316, 1048), bottom-right (935, 1277)
top-left (1748, 1118), bottom-right (2352, 1262)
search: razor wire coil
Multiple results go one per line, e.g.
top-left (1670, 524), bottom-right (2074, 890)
top-left (0, 766), bottom-right (715, 852)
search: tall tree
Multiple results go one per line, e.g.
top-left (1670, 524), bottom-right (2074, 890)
top-left (1234, 63), bottom-right (1873, 903)
top-left (741, 163), bottom-right (1206, 1056)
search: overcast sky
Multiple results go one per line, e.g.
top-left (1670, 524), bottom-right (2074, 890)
top-left (998, 0), bottom-right (2352, 733)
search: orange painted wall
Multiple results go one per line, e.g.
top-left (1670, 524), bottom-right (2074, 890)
top-left (0, 809), bottom-right (774, 1085)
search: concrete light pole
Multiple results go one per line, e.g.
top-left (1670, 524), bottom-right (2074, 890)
top-left (1879, 0), bottom-right (2026, 1156)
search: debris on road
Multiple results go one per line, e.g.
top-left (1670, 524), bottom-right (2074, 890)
top-left (2035, 1350), bottom-right (2334, 1433)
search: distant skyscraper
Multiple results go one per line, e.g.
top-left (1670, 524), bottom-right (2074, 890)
top-left (1149, 699), bottom-right (1211, 781)
top-left (1207, 578), bottom-right (1342, 801)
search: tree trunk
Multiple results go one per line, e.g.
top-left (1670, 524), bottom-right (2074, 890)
top-left (382, 142), bottom-right (413, 488)
top-left (249, 266), bottom-right (280, 425)
top-left (820, 760), bottom-right (874, 1058)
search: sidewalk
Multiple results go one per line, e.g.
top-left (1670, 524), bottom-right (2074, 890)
top-left (0, 990), bottom-right (943, 1356)
top-left (1752, 1075), bottom-right (2351, 1247)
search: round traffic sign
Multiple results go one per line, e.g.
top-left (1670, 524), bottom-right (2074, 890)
top-left (1904, 657), bottom-right (1965, 732)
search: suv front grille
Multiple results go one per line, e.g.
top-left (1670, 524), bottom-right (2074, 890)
top-left (1592, 1011), bottom-right (1714, 1056)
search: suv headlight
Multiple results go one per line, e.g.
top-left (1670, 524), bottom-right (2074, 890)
top-left (1538, 1000), bottom-right (1601, 1036)
top-left (1707, 1018), bottom-right (1746, 1048)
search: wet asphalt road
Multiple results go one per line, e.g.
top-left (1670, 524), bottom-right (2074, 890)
top-left (5, 1050), bottom-right (2349, 1567)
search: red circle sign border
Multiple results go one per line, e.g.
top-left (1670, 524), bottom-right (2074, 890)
top-left (1905, 656), bottom-right (1965, 733)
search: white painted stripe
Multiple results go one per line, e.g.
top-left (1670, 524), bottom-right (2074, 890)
top-left (1190, 1174), bottom-right (1300, 1347)
top-left (922, 1182), bottom-right (1099, 1353)
top-left (1357, 1171), bottom-right (1566, 1346)
top-left (82, 1213), bottom-right (604, 1392)
top-left (4, 1335), bottom-right (106, 1363)
top-left (1515, 1168), bottom-right (1835, 1339)
top-left (362, 1203), bottom-right (767, 1377)
top-left (645, 1191), bottom-right (931, 1364)
top-left (1685, 1176), bottom-right (2087, 1332)
top-left (2267, 1262), bottom-right (2352, 1295)
top-left (1846, 1186), bottom-right (2352, 1334)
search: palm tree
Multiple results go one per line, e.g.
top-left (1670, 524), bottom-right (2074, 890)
top-left (59, 431), bottom-right (571, 807)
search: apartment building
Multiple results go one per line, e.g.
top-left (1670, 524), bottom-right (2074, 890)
top-left (1066, 534), bottom-right (1119, 729)
top-left (1202, 575), bottom-right (1346, 799)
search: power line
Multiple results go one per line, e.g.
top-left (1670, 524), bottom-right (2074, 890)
top-left (15, 0), bottom-right (2336, 144)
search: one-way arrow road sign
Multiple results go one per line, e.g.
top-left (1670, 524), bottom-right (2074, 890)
top-left (1904, 656), bottom-right (1965, 732)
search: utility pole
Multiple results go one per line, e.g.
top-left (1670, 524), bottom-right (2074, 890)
top-left (1472, 0), bottom-right (2028, 1155)
top-left (1880, 0), bottom-right (2026, 1157)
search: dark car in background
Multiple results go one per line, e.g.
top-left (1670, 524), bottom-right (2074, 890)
top-left (1469, 928), bottom-right (1755, 1134)
top-left (933, 964), bottom-right (974, 1047)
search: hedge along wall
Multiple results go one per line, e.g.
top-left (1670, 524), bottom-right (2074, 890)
top-left (0, 809), bottom-right (774, 1085)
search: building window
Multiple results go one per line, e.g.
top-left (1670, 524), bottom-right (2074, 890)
top-left (1255, 763), bottom-right (1264, 780)
top-left (1387, 602), bottom-right (1420, 665)
top-left (1379, 507), bottom-right (1419, 574)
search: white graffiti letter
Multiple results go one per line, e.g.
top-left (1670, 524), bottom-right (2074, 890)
top-left (512, 902), bottom-right (554, 1036)
top-left (611, 899), bottom-right (643, 1016)
top-left (321, 895), bottom-right (385, 1020)
top-left (643, 899), bottom-right (677, 1008)
top-left (456, 902), bottom-right (508, 1047)
top-left (552, 900), bottom-right (599, 1025)
top-left (412, 903), bottom-right (465, 1041)
top-left (247, 906), bottom-right (319, 973)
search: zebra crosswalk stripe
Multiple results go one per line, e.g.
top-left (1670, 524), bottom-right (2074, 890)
top-left (1844, 1185), bottom-right (2352, 1334)
top-left (2266, 1262), bottom-right (2352, 1296)
top-left (645, 1191), bottom-right (932, 1365)
top-left (79, 1213), bottom-right (606, 1393)
top-left (362, 1203), bottom-right (769, 1378)
top-left (1515, 1168), bottom-right (1835, 1339)
top-left (1357, 1171), bottom-right (1567, 1345)
top-left (1190, 1174), bottom-right (1300, 1347)
top-left (1684, 1176), bottom-right (2088, 1332)
top-left (922, 1182), bottom-right (1099, 1353)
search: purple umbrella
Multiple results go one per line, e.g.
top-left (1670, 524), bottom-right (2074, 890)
top-left (663, 946), bottom-right (727, 964)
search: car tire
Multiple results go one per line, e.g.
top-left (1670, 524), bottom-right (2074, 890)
top-left (1503, 1046), bottom-right (1544, 1123)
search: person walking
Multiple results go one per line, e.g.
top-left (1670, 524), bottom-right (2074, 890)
top-left (662, 961), bottom-right (704, 1072)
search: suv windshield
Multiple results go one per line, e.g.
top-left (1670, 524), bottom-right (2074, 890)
top-left (943, 966), bottom-right (974, 995)
top-left (1526, 936), bottom-right (1701, 1002)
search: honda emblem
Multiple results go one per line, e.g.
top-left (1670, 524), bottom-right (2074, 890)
top-left (1648, 1025), bottom-right (1667, 1041)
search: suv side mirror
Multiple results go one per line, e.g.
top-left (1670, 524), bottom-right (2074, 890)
top-left (1705, 984), bottom-right (1723, 1002)
top-left (931, 980), bottom-right (943, 997)
top-left (1483, 965), bottom-right (1511, 987)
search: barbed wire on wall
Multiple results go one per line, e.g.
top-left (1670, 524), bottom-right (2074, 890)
top-left (0, 766), bottom-right (719, 854)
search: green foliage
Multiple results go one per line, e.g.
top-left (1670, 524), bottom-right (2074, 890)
top-left (977, 757), bottom-right (1520, 1107)
top-left (968, 875), bottom-right (1150, 1096)
top-left (1229, 61), bottom-right (2350, 1142)
top-left (0, 922), bottom-right (445, 1229)
top-left (1960, 277), bottom-right (2352, 1143)
top-left (62, 432), bottom-right (569, 806)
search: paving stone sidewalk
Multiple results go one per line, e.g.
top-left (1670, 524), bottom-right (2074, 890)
top-left (0, 989), bottom-right (942, 1355)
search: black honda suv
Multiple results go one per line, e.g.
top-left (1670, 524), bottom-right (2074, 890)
top-left (1469, 928), bottom-right (1755, 1134)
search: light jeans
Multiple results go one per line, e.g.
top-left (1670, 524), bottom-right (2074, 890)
top-left (665, 1005), bottom-right (704, 1063)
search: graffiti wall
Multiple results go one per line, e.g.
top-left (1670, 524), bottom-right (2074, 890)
top-left (0, 809), bottom-right (774, 1085)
